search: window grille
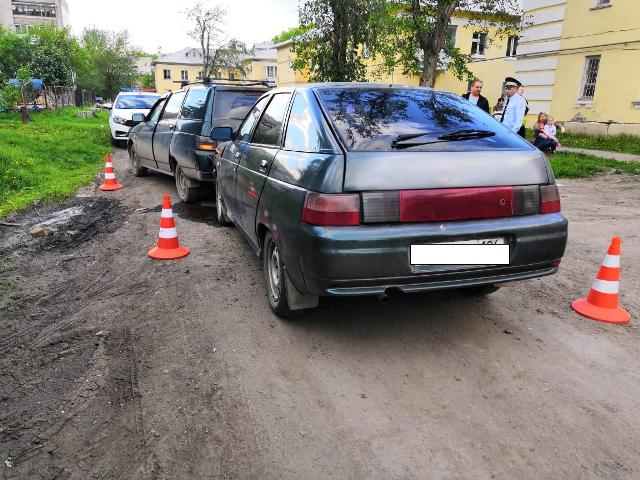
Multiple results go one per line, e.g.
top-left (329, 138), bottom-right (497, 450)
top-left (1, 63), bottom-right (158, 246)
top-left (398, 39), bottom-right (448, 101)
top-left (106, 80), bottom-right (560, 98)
top-left (580, 56), bottom-right (601, 100)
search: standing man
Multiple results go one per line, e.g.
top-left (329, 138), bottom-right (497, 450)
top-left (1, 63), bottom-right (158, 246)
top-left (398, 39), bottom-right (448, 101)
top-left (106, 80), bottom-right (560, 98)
top-left (501, 77), bottom-right (527, 137)
top-left (462, 80), bottom-right (490, 114)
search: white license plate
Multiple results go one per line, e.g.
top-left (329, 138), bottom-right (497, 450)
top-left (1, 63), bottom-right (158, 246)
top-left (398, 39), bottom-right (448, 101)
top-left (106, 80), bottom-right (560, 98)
top-left (410, 238), bottom-right (509, 265)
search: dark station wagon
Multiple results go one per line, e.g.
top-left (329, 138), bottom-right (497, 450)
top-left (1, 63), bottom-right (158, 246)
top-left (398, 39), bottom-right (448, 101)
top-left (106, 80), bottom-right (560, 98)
top-left (127, 83), bottom-right (269, 202)
top-left (212, 83), bottom-right (569, 318)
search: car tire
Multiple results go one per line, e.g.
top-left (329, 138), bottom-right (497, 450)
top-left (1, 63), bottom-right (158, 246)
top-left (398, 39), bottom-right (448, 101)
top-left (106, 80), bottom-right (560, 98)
top-left (215, 174), bottom-right (232, 226)
top-left (263, 232), bottom-right (294, 319)
top-left (175, 165), bottom-right (199, 203)
top-left (129, 145), bottom-right (147, 177)
top-left (460, 284), bottom-right (501, 296)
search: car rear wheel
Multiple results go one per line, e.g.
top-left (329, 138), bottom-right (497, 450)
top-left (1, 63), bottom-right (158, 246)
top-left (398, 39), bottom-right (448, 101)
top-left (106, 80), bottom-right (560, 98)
top-left (175, 165), bottom-right (199, 203)
top-left (215, 175), bottom-right (232, 226)
top-left (130, 145), bottom-right (147, 177)
top-left (263, 232), bottom-right (293, 319)
top-left (460, 284), bottom-right (501, 296)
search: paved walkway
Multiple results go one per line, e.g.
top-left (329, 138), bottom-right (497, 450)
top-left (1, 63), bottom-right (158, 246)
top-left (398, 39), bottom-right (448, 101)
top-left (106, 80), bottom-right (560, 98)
top-left (558, 146), bottom-right (640, 163)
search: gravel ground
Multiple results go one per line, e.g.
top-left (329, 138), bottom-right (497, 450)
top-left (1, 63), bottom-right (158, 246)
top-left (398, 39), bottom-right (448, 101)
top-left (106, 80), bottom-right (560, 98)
top-left (1, 148), bottom-right (639, 480)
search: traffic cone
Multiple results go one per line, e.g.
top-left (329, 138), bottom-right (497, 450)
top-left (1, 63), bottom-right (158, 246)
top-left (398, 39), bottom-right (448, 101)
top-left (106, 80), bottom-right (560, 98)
top-left (148, 194), bottom-right (190, 260)
top-left (98, 153), bottom-right (123, 191)
top-left (572, 237), bottom-right (630, 324)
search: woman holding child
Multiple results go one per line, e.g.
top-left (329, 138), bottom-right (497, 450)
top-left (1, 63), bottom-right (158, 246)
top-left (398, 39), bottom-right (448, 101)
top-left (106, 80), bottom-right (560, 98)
top-left (532, 112), bottom-right (564, 153)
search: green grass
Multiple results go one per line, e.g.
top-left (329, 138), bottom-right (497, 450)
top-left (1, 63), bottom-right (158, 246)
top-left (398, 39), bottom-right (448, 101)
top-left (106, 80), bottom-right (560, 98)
top-left (0, 107), bottom-right (111, 217)
top-left (549, 152), bottom-right (640, 178)
top-left (560, 132), bottom-right (640, 155)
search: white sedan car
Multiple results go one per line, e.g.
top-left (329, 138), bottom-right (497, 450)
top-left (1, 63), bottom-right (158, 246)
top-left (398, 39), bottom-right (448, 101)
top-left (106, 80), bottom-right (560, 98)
top-left (109, 91), bottom-right (160, 144)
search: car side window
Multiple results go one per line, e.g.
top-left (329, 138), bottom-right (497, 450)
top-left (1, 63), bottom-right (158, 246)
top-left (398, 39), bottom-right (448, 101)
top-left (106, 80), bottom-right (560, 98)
top-left (284, 92), bottom-right (334, 152)
top-left (149, 99), bottom-right (167, 123)
top-left (237, 96), bottom-right (270, 143)
top-left (160, 91), bottom-right (186, 121)
top-left (251, 93), bottom-right (292, 147)
top-left (181, 88), bottom-right (209, 120)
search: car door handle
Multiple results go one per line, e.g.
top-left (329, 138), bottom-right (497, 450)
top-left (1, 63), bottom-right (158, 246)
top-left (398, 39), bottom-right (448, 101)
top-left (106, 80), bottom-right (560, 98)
top-left (234, 151), bottom-right (241, 158)
top-left (260, 159), bottom-right (269, 171)
top-left (169, 124), bottom-right (176, 130)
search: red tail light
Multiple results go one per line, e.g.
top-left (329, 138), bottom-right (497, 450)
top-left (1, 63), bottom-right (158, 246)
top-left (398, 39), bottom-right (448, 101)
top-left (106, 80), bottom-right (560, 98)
top-left (301, 193), bottom-right (361, 226)
top-left (399, 187), bottom-right (514, 223)
top-left (540, 184), bottom-right (561, 214)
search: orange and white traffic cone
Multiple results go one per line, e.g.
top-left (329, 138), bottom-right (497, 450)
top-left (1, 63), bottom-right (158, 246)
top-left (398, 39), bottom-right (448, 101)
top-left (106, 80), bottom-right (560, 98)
top-left (572, 236), bottom-right (630, 324)
top-left (148, 194), bottom-right (190, 260)
top-left (98, 153), bottom-right (123, 191)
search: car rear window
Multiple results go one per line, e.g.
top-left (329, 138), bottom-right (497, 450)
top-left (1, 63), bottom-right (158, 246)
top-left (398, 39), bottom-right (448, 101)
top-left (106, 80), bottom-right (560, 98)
top-left (115, 95), bottom-right (159, 109)
top-left (212, 91), bottom-right (263, 130)
top-left (315, 87), bottom-right (529, 151)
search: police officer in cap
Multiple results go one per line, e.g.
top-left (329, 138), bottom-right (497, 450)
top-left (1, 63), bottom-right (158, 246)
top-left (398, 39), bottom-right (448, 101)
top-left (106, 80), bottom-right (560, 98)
top-left (501, 77), bottom-right (527, 137)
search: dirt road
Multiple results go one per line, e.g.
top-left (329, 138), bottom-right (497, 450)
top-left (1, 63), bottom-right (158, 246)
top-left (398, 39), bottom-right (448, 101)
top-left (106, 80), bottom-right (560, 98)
top-left (1, 148), bottom-right (639, 479)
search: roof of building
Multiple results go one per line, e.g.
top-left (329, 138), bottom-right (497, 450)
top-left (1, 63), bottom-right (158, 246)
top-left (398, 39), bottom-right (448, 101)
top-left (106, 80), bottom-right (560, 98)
top-left (153, 48), bottom-right (204, 66)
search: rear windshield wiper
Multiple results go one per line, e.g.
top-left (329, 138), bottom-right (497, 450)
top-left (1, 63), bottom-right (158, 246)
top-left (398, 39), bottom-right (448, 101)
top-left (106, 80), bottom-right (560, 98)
top-left (391, 129), bottom-right (496, 149)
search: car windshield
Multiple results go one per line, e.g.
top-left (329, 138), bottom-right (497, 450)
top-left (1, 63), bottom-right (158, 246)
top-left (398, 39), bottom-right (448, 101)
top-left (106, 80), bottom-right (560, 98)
top-left (212, 91), bottom-right (263, 130)
top-left (115, 95), bottom-right (160, 109)
top-left (315, 87), bottom-right (529, 151)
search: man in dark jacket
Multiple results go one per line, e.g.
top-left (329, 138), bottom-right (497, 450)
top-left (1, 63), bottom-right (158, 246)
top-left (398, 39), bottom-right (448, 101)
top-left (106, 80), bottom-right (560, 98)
top-left (462, 80), bottom-right (490, 114)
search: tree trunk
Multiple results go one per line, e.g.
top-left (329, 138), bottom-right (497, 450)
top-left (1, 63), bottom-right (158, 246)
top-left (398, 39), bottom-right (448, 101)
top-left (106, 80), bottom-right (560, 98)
top-left (20, 86), bottom-right (29, 124)
top-left (415, 0), bottom-right (458, 88)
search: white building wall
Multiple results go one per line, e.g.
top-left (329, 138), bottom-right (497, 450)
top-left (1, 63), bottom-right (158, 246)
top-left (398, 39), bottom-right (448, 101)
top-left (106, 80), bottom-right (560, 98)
top-left (516, 0), bottom-right (567, 115)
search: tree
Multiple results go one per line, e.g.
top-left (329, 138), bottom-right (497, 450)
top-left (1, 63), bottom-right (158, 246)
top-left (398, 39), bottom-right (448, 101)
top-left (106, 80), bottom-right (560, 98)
top-left (272, 25), bottom-right (312, 44)
top-left (138, 72), bottom-right (155, 89)
top-left (183, 1), bottom-right (249, 80)
top-left (76, 29), bottom-right (138, 98)
top-left (0, 26), bottom-right (80, 86)
top-left (292, 0), bottom-right (386, 82)
top-left (380, 0), bottom-right (522, 87)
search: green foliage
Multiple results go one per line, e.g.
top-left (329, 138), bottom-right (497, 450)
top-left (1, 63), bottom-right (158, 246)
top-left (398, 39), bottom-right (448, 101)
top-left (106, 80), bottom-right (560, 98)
top-left (272, 25), bottom-right (312, 44)
top-left (0, 107), bottom-right (111, 216)
top-left (376, 0), bottom-right (522, 86)
top-left (75, 29), bottom-right (138, 98)
top-left (0, 26), bottom-right (80, 86)
top-left (549, 152), bottom-right (640, 178)
top-left (293, 0), bottom-right (386, 82)
top-left (559, 133), bottom-right (640, 156)
top-left (138, 72), bottom-right (155, 89)
top-left (0, 85), bottom-right (21, 111)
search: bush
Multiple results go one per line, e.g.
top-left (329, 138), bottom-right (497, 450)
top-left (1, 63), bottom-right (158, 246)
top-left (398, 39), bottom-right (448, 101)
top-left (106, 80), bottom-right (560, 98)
top-left (0, 86), bottom-right (21, 112)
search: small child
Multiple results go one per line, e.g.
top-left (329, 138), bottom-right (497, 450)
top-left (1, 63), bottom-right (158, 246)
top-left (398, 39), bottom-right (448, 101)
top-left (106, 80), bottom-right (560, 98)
top-left (543, 116), bottom-right (564, 147)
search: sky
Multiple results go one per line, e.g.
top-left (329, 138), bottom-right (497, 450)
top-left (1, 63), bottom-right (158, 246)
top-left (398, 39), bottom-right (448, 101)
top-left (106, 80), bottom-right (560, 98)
top-left (66, 0), bottom-right (300, 55)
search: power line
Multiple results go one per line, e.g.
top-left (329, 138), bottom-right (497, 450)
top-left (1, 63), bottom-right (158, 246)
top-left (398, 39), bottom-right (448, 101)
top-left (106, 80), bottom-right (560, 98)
top-left (556, 26), bottom-right (640, 41)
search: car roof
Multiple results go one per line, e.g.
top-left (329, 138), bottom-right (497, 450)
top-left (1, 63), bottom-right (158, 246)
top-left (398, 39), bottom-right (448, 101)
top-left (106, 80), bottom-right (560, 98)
top-left (268, 82), bottom-right (441, 95)
top-left (116, 91), bottom-right (161, 97)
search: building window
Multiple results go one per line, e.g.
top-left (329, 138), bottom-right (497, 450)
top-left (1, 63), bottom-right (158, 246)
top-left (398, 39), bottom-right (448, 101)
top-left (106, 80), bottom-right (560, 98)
top-left (229, 72), bottom-right (236, 81)
top-left (580, 55), bottom-right (601, 101)
top-left (447, 25), bottom-right (457, 45)
top-left (471, 32), bottom-right (487, 56)
top-left (12, 2), bottom-right (56, 18)
top-left (596, 0), bottom-right (611, 6)
top-left (266, 66), bottom-right (277, 79)
top-left (506, 36), bottom-right (518, 57)
top-left (196, 71), bottom-right (203, 80)
top-left (181, 70), bottom-right (188, 81)
top-left (163, 69), bottom-right (171, 79)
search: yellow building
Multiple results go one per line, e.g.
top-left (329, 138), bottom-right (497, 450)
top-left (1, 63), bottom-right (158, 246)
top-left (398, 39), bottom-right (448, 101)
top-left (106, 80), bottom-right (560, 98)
top-left (275, 13), bottom-right (519, 111)
top-left (153, 44), bottom-right (277, 93)
top-left (246, 42), bottom-right (278, 86)
top-left (518, 0), bottom-right (640, 131)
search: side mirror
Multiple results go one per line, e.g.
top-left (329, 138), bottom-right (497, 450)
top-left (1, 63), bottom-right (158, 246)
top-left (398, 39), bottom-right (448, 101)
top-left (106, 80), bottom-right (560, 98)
top-left (210, 126), bottom-right (233, 141)
top-left (131, 113), bottom-right (146, 123)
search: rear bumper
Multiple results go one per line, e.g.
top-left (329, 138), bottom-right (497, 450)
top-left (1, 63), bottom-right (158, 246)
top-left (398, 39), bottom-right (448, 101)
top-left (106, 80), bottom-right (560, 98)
top-left (297, 213), bottom-right (568, 296)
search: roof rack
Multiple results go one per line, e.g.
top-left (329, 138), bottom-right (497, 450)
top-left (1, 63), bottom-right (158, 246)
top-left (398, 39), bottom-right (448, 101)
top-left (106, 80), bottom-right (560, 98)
top-left (173, 77), bottom-right (273, 88)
